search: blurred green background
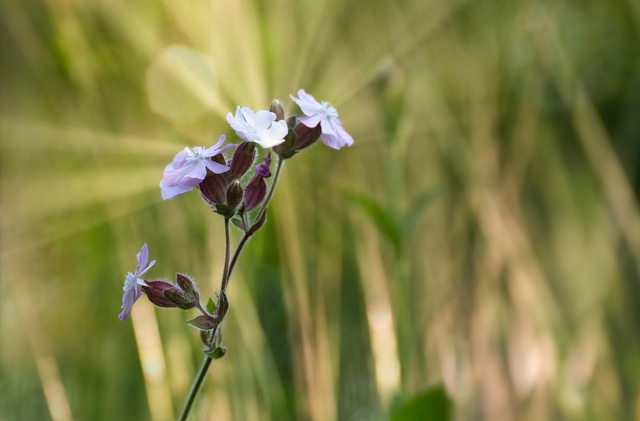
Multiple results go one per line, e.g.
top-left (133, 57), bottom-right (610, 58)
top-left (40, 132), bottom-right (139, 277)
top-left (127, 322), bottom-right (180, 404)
top-left (2, 0), bottom-right (640, 419)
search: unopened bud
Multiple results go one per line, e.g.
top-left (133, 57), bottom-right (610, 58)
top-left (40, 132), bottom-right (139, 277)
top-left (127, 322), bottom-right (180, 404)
top-left (226, 180), bottom-right (244, 211)
top-left (273, 116), bottom-right (296, 159)
top-left (269, 99), bottom-right (286, 121)
top-left (176, 273), bottom-right (199, 302)
top-left (228, 142), bottom-right (256, 179)
top-left (292, 121), bottom-right (322, 151)
top-left (200, 172), bottom-right (228, 205)
top-left (244, 176), bottom-right (266, 212)
top-left (141, 280), bottom-right (184, 308)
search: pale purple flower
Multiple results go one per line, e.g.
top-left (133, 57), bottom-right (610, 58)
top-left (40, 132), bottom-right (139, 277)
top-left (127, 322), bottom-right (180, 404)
top-left (291, 89), bottom-right (354, 150)
top-left (118, 244), bottom-right (156, 320)
top-left (160, 135), bottom-right (236, 200)
top-left (226, 106), bottom-right (288, 148)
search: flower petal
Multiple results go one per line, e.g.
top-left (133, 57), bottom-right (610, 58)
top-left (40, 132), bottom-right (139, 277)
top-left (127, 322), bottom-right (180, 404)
top-left (118, 284), bottom-right (142, 320)
top-left (253, 110), bottom-right (277, 130)
top-left (299, 114), bottom-right (323, 129)
top-left (204, 159), bottom-right (230, 174)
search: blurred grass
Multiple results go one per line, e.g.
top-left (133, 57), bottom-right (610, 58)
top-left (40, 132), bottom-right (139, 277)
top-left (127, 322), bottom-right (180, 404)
top-left (2, 0), bottom-right (640, 420)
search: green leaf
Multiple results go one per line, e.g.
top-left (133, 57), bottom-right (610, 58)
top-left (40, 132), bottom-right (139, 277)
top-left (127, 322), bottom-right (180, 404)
top-left (205, 346), bottom-right (227, 360)
top-left (345, 190), bottom-right (401, 249)
top-left (391, 386), bottom-right (451, 421)
top-left (206, 297), bottom-right (217, 315)
top-left (401, 187), bottom-right (441, 237)
top-left (231, 216), bottom-right (246, 232)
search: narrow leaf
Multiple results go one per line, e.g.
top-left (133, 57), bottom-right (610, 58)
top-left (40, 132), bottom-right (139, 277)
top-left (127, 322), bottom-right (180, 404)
top-left (345, 190), bottom-right (401, 249)
top-left (402, 187), bottom-right (441, 237)
top-left (206, 297), bottom-right (217, 315)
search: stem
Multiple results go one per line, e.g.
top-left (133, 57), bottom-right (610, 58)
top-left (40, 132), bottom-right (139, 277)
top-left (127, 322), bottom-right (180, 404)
top-left (178, 218), bottom-right (231, 420)
top-left (219, 218), bottom-right (231, 292)
top-left (257, 156), bottom-right (284, 221)
top-left (178, 159), bottom-right (284, 418)
top-left (177, 356), bottom-right (212, 421)
top-left (225, 233), bottom-right (251, 288)
top-left (224, 156), bottom-right (284, 289)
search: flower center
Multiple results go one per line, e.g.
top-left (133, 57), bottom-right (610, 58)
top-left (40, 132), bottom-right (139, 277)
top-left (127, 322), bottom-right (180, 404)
top-left (184, 146), bottom-right (207, 162)
top-left (123, 272), bottom-right (136, 291)
top-left (320, 101), bottom-right (339, 120)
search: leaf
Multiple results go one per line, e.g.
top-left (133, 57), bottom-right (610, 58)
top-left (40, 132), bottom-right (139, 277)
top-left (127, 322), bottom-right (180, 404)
top-left (205, 346), bottom-right (227, 360)
top-left (401, 187), bottom-right (441, 237)
top-left (345, 190), bottom-right (401, 249)
top-left (146, 45), bottom-right (220, 123)
top-left (206, 297), bottom-right (217, 315)
top-left (231, 216), bottom-right (246, 232)
top-left (186, 315), bottom-right (216, 330)
top-left (391, 386), bottom-right (451, 421)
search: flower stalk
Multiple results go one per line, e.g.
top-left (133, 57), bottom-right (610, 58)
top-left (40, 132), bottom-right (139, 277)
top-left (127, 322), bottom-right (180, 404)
top-left (118, 91), bottom-right (353, 418)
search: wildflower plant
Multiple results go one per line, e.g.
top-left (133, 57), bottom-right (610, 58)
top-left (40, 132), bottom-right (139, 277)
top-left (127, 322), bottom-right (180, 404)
top-left (118, 94), bottom-right (352, 419)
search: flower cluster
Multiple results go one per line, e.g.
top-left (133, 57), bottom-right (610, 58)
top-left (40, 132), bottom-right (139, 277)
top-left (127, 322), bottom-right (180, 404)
top-left (118, 88), bottom-right (353, 416)
top-left (119, 89), bottom-right (352, 381)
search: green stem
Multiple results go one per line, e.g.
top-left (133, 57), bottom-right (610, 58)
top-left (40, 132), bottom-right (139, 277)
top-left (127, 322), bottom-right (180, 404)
top-left (224, 156), bottom-right (284, 290)
top-left (219, 218), bottom-right (231, 292)
top-left (178, 218), bottom-right (231, 420)
top-left (177, 356), bottom-right (212, 421)
top-left (178, 158), bottom-right (285, 418)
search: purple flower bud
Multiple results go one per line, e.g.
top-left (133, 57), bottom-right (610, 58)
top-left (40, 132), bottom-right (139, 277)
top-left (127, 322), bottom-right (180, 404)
top-left (176, 273), bottom-right (199, 302)
top-left (140, 280), bottom-right (184, 308)
top-left (292, 120), bottom-right (322, 151)
top-left (228, 142), bottom-right (257, 179)
top-left (244, 176), bottom-right (266, 212)
top-left (199, 172), bottom-right (228, 206)
top-left (269, 99), bottom-right (286, 121)
top-left (256, 154), bottom-right (272, 178)
top-left (273, 116), bottom-right (296, 159)
top-left (226, 180), bottom-right (244, 211)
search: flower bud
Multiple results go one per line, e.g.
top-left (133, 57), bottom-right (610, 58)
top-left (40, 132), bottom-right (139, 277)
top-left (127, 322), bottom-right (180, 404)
top-left (292, 121), bottom-right (322, 151)
top-left (176, 273), bottom-right (199, 302)
top-left (273, 116), bottom-right (296, 159)
top-left (269, 99), bottom-right (286, 121)
top-left (140, 280), bottom-right (184, 308)
top-left (228, 142), bottom-right (256, 179)
top-left (244, 176), bottom-right (266, 212)
top-left (255, 154), bottom-right (272, 178)
top-left (199, 172), bottom-right (228, 205)
top-left (226, 180), bottom-right (244, 211)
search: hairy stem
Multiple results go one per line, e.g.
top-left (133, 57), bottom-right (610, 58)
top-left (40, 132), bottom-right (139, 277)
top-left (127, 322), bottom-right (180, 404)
top-left (178, 218), bottom-right (231, 420)
top-left (225, 156), bottom-right (284, 289)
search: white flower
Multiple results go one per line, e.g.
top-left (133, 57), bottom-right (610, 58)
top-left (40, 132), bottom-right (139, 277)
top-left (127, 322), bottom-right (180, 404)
top-left (226, 106), bottom-right (288, 148)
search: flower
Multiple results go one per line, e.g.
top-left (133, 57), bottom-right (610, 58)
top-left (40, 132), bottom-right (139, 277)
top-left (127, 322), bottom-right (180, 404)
top-left (160, 135), bottom-right (236, 200)
top-left (291, 89), bottom-right (354, 150)
top-left (226, 106), bottom-right (288, 148)
top-left (118, 244), bottom-right (156, 320)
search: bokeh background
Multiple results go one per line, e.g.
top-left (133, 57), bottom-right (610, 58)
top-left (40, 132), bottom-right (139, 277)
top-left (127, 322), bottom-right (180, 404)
top-left (2, 0), bottom-right (640, 419)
